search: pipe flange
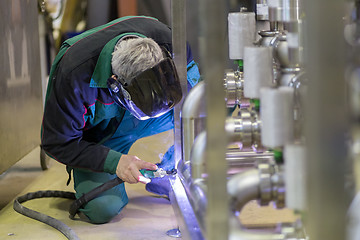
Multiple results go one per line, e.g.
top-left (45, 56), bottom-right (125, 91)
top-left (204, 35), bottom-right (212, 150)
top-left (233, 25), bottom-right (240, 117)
top-left (271, 168), bottom-right (286, 209)
top-left (224, 70), bottom-right (243, 108)
top-left (250, 110), bottom-right (262, 148)
top-left (226, 109), bottom-right (262, 149)
top-left (239, 109), bottom-right (253, 147)
top-left (257, 163), bottom-right (272, 206)
top-left (225, 116), bottom-right (251, 146)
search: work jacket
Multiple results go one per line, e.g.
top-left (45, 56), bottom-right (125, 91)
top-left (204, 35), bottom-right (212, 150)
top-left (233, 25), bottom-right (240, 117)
top-left (41, 16), bottom-right (200, 174)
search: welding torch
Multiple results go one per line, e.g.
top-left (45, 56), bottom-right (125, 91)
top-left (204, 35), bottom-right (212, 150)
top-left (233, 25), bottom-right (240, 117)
top-left (138, 168), bottom-right (177, 184)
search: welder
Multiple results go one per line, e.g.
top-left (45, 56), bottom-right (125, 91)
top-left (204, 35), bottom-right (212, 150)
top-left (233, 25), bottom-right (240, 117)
top-left (41, 16), bottom-right (200, 224)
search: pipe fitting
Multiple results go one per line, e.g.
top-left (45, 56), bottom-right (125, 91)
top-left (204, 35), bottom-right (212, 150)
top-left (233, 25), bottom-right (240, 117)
top-left (191, 131), bottom-right (207, 180)
top-left (225, 108), bottom-right (261, 149)
top-left (270, 33), bottom-right (290, 69)
top-left (224, 70), bottom-right (243, 108)
top-left (257, 162), bottom-right (285, 208)
top-left (271, 166), bottom-right (286, 209)
top-left (258, 163), bottom-right (273, 206)
top-left (181, 81), bottom-right (206, 164)
top-left (228, 168), bottom-right (261, 212)
top-left (279, 67), bottom-right (301, 86)
top-left (257, 30), bottom-right (279, 47)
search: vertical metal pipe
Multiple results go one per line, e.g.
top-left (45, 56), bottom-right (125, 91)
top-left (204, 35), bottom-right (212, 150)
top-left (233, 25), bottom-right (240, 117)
top-left (303, 1), bottom-right (349, 239)
top-left (199, 0), bottom-right (228, 239)
top-left (172, 0), bottom-right (187, 167)
top-left (182, 81), bottom-right (206, 164)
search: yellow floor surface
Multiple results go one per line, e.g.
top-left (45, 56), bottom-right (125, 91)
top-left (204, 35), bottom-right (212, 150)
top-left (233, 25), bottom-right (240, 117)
top-left (0, 131), bottom-right (178, 240)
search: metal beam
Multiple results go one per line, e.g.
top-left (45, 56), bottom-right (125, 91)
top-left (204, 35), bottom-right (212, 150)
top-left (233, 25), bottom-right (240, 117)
top-left (172, 0), bottom-right (187, 168)
top-left (199, 0), bottom-right (229, 239)
top-left (303, 0), bottom-right (349, 239)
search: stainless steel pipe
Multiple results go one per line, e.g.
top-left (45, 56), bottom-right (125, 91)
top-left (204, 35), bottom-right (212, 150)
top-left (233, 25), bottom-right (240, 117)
top-left (303, 0), bottom-right (349, 239)
top-left (199, 0), bottom-right (228, 238)
top-left (172, 0), bottom-right (187, 167)
top-left (228, 168), bottom-right (261, 212)
top-left (182, 81), bottom-right (206, 164)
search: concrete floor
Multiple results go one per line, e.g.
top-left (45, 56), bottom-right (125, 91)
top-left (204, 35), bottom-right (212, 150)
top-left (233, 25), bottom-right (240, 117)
top-left (0, 130), bottom-right (298, 240)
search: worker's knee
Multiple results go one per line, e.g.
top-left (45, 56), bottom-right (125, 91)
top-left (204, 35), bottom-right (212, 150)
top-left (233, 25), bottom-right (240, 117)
top-left (81, 193), bottom-right (129, 224)
top-left (72, 169), bottom-right (129, 224)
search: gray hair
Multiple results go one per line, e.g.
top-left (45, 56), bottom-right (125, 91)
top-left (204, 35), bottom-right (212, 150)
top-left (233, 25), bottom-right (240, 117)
top-left (111, 37), bottom-right (164, 82)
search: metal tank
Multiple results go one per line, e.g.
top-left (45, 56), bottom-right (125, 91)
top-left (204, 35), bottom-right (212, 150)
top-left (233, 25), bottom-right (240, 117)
top-left (0, 0), bottom-right (43, 173)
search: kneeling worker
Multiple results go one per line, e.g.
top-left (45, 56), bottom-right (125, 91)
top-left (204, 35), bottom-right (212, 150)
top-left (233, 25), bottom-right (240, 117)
top-left (41, 16), bottom-right (200, 224)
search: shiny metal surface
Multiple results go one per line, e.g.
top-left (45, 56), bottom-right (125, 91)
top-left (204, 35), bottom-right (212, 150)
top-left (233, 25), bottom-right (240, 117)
top-left (172, 0), bottom-right (187, 168)
top-left (181, 81), bottom-right (206, 164)
top-left (286, 21), bottom-right (302, 68)
top-left (187, 179), bottom-right (207, 233)
top-left (271, 166), bottom-right (286, 209)
top-left (226, 150), bottom-right (274, 170)
top-left (229, 160), bottom-right (286, 210)
top-left (258, 30), bottom-right (279, 47)
top-left (190, 131), bottom-right (274, 181)
top-left (270, 34), bottom-right (291, 69)
top-left (224, 70), bottom-right (243, 108)
top-left (190, 131), bottom-right (206, 180)
top-left (166, 228), bottom-right (182, 238)
top-left (225, 109), bottom-right (261, 148)
top-left (303, 0), bottom-right (349, 239)
top-left (228, 168), bottom-right (261, 212)
top-left (199, 0), bottom-right (228, 238)
top-left (0, 0), bottom-right (43, 173)
top-left (258, 163), bottom-right (273, 206)
top-left (169, 175), bottom-right (204, 240)
top-left (282, 0), bottom-right (302, 22)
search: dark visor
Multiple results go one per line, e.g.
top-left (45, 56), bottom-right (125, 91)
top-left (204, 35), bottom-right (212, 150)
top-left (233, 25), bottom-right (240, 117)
top-left (107, 57), bottom-right (182, 120)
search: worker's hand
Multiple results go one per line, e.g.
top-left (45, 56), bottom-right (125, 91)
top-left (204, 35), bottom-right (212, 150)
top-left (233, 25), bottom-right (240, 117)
top-left (116, 154), bottom-right (158, 184)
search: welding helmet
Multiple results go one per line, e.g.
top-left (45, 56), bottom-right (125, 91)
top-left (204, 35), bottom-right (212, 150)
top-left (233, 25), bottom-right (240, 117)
top-left (107, 49), bottom-right (182, 120)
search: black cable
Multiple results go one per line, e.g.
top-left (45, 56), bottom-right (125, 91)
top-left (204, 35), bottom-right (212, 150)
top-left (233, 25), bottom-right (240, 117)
top-left (13, 190), bottom-right (79, 240)
top-left (69, 177), bottom-right (124, 219)
top-left (13, 177), bottom-right (124, 240)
